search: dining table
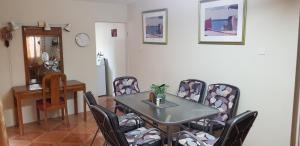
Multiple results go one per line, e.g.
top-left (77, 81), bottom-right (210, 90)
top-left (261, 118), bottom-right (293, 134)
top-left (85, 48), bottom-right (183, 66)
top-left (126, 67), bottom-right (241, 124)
top-left (115, 91), bottom-right (219, 146)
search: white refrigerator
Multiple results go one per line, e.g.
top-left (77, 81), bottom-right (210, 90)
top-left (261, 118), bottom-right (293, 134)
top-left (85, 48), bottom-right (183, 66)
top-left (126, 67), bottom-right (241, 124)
top-left (95, 57), bottom-right (107, 96)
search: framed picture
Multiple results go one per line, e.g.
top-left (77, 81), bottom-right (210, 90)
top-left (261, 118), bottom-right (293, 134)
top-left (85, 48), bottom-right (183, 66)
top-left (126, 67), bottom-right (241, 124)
top-left (142, 9), bottom-right (168, 44)
top-left (111, 29), bottom-right (117, 37)
top-left (199, 0), bottom-right (247, 45)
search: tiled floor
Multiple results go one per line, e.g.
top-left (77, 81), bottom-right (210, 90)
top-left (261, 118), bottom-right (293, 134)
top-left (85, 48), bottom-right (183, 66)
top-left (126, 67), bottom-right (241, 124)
top-left (7, 96), bottom-right (115, 146)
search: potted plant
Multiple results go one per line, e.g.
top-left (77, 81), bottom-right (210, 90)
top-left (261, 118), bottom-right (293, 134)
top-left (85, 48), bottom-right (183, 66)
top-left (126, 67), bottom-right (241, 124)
top-left (150, 84), bottom-right (169, 104)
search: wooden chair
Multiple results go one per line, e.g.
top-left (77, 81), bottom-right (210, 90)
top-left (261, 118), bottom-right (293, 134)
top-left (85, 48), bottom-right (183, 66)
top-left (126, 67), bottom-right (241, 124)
top-left (0, 100), bottom-right (9, 146)
top-left (36, 72), bottom-right (69, 130)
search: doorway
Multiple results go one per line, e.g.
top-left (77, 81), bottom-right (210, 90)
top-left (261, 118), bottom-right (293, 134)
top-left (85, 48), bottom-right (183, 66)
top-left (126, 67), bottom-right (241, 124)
top-left (291, 16), bottom-right (300, 146)
top-left (95, 22), bottom-right (127, 96)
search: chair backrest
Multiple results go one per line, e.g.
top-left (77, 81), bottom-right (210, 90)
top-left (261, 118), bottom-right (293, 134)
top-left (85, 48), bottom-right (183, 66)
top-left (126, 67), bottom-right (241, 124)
top-left (177, 79), bottom-right (206, 103)
top-left (84, 91), bottom-right (104, 136)
top-left (42, 72), bottom-right (67, 106)
top-left (204, 84), bottom-right (240, 122)
top-left (214, 111), bottom-right (258, 146)
top-left (84, 91), bottom-right (98, 107)
top-left (113, 76), bottom-right (140, 96)
top-left (90, 105), bottom-right (129, 146)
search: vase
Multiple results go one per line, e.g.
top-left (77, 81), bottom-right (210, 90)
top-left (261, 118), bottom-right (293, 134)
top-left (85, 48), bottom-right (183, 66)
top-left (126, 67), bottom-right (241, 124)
top-left (157, 94), bottom-right (166, 104)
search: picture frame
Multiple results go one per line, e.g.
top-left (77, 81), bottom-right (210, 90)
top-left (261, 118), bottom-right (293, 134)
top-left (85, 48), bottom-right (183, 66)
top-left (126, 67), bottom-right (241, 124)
top-left (111, 29), bottom-right (117, 37)
top-left (199, 0), bottom-right (247, 45)
top-left (142, 8), bottom-right (168, 44)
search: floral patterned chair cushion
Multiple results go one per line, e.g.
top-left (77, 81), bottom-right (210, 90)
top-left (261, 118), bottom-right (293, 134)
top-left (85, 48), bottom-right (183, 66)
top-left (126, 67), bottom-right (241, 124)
top-left (189, 84), bottom-right (239, 131)
top-left (125, 127), bottom-right (162, 146)
top-left (177, 79), bottom-right (206, 103)
top-left (113, 76), bottom-right (140, 113)
top-left (178, 131), bottom-right (218, 146)
top-left (113, 76), bottom-right (140, 96)
top-left (119, 113), bottom-right (146, 133)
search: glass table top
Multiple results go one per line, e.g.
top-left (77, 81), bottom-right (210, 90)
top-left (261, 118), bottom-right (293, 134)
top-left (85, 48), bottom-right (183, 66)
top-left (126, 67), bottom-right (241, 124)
top-left (115, 91), bottom-right (219, 125)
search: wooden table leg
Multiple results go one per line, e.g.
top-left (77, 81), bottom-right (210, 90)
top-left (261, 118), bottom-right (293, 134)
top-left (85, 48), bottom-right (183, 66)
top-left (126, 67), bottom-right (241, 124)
top-left (13, 95), bottom-right (19, 127)
top-left (83, 90), bottom-right (87, 121)
top-left (74, 92), bottom-right (78, 115)
top-left (16, 96), bottom-right (24, 135)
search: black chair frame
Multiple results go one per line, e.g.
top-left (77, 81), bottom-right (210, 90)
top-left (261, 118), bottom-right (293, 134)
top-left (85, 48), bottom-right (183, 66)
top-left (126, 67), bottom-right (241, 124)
top-left (202, 83), bottom-right (240, 132)
top-left (177, 110), bottom-right (258, 146)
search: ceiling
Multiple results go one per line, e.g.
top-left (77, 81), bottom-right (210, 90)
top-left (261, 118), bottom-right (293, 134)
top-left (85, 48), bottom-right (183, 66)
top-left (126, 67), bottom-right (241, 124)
top-left (74, 0), bottom-right (137, 4)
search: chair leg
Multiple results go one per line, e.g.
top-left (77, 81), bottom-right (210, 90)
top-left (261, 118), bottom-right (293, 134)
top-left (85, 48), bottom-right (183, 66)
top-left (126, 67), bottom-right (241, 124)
top-left (36, 108), bottom-right (40, 124)
top-left (64, 107), bottom-right (70, 128)
top-left (61, 108), bottom-right (64, 120)
top-left (114, 107), bottom-right (117, 113)
top-left (44, 110), bottom-right (49, 131)
top-left (175, 137), bottom-right (179, 146)
top-left (90, 128), bottom-right (100, 146)
top-left (153, 122), bottom-right (158, 127)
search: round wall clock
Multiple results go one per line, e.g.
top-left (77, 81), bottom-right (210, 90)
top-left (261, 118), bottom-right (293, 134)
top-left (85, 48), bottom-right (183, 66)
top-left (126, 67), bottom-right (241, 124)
top-left (75, 33), bottom-right (90, 47)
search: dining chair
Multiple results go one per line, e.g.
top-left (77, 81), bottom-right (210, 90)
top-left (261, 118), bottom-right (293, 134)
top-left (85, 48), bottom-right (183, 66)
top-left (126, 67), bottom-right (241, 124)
top-left (113, 76), bottom-right (140, 113)
top-left (36, 72), bottom-right (69, 131)
top-left (177, 79), bottom-right (206, 103)
top-left (188, 83), bottom-right (240, 132)
top-left (90, 105), bottom-right (163, 146)
top-left (84, 92), bottom-right (146, 145)
top-left (177, 110), bottom-right (258, 146)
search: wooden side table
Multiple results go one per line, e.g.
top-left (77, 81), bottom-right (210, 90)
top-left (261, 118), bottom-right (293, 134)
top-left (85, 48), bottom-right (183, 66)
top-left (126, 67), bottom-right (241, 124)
top-left (12, 80), bottom-right (86, 135)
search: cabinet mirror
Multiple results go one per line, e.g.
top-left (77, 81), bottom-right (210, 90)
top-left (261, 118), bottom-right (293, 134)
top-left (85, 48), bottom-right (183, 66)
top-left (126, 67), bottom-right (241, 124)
top-left (22, 26), bottom-right (64, 85)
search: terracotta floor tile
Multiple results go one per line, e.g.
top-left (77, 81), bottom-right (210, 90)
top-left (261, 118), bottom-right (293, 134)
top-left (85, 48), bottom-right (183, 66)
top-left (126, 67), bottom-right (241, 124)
top-left (9, 140), bottom-right (31, 146)
top-left (39, 119), bottom-right (66, 131)
top-left (52, 123), bottom-right (75, 131)
top-left (84, 134), bottom-right (105, 146)
top-left (61, 133), bottom-right (91, 144)
top-left (11, 131), bottom-right (44, 141)
top-left (57, 143), bottom-right (83, 146)
top-left (7, 127), bottom-right (21, 138)
top-left (68, 116), bottom-right (86, 127)
top-left (34, 131), bottom-right (69, 143)
top-left (28, 142), bottom-right (57, 146)
top-left (8, 96), bottom-right (115, 146)
top-left (71, 124), bottom-right (97, 135)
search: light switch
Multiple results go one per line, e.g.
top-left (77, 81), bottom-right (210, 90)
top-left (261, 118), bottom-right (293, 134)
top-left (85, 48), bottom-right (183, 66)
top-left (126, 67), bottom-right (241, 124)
top-left (257, 48), bottom-right (266, 55)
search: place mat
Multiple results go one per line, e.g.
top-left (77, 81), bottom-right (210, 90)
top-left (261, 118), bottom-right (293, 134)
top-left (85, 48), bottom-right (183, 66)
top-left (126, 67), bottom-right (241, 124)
top-left (142, 99), bottom-right (179, 109)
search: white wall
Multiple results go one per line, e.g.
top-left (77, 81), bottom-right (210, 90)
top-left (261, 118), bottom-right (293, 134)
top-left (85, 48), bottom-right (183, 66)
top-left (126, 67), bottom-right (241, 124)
top-left (126, 0), bottom-right (300, 146)
top-left (95, 22), bottom-right (127, 95)
top-left (0, 0), bottom-right (127, 126)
